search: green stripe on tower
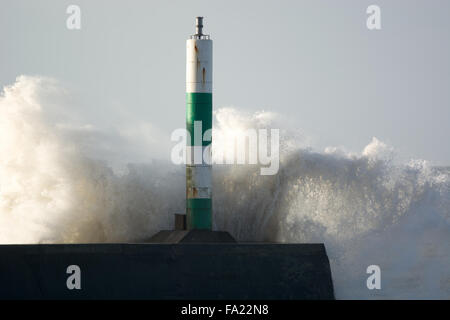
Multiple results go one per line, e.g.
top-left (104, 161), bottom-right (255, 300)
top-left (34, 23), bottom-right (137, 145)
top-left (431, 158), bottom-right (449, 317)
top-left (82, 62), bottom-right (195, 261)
top-left (186, 92), bottom-right (212, 230)
top-left (186, 198), bottom-right (212, 229)
top-left (186, 93), bottom-right (212, 146)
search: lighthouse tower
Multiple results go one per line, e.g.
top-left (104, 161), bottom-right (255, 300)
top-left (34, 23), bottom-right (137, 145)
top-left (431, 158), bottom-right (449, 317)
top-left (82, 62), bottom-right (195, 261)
top-left (186, 17), bottom-right (213, 229)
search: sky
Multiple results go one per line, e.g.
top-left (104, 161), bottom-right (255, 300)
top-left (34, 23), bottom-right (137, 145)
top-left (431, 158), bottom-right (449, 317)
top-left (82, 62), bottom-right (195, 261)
top-left (1, 0), bottom-right (450, 165)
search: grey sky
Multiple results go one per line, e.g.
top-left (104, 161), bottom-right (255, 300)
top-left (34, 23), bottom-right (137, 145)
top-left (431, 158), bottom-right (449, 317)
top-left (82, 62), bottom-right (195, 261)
top-left (1, 0), bottom-right (449, 165)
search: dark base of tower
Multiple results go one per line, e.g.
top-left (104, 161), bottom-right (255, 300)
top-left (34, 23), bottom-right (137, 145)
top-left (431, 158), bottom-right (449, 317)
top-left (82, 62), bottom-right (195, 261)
top-left (0, 231), bottom-right (335, 299)
top-left (146, 229), bottom-right (237, 243)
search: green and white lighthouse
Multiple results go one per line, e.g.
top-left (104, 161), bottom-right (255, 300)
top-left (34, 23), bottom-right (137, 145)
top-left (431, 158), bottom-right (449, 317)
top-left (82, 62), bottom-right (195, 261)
top-left (186, 17), bottom-right (213, 229)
